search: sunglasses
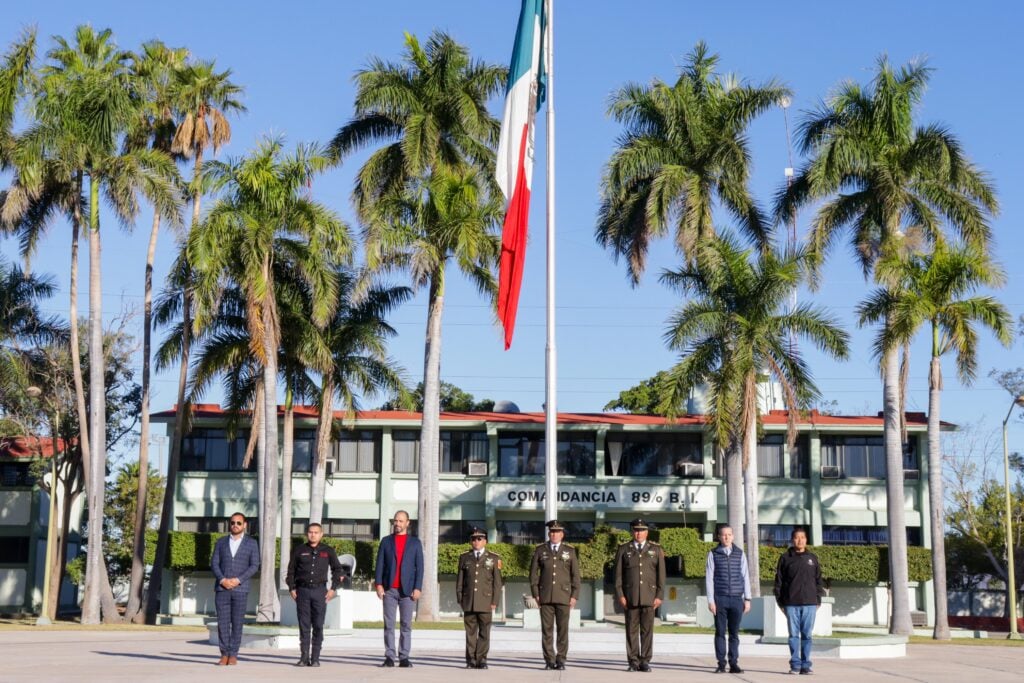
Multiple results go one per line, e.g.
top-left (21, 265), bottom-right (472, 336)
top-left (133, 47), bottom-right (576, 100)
top-left (229, 520), bottom-right (245, 526)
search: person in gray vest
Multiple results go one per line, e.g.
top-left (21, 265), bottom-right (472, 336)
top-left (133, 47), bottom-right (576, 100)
top-left (705, 525), bottom-right (751, 674)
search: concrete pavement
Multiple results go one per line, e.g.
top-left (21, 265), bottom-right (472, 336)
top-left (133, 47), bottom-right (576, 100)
top-left (0, 628), bottom-right (1022, 682)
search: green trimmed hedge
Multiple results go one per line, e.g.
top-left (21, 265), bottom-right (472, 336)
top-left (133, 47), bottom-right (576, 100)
top-left (145, 528), bottom-right (932, 584)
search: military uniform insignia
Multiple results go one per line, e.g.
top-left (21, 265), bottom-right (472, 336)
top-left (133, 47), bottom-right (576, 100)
top-left (485, 557), bottom-right (494, 568)
top-left (647, 549), bottom-right (655, 557)
top-left (561, 551), bottom-right (570, 561)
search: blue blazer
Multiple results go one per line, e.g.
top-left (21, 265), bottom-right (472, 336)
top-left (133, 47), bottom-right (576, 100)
top-left (374, 533), bottom-right (424, 596)
top-left (212, 535), bottom-right (261, 593)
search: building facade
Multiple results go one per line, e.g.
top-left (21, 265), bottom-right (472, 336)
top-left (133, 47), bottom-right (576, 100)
top-left (155, 404), bottom-right (940, 624)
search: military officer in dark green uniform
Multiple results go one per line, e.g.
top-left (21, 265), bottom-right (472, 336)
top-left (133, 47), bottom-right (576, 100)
top-left (529, 519), bottom-right (581, 670)
top-left (614, 518), bottom-right (667, 672)
top-left (456, 527), bottom-right (503, 669)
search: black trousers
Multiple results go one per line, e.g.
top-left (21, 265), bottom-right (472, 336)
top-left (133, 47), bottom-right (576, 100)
top-left (713, 595), bottom-right (743, 666)
top-left (296, 585), bottom-right (327, 659)
top-left (624, 604), bottom-right (655, 665)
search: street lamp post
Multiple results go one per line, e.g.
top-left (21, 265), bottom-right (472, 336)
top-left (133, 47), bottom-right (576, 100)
top-left (1001, 394), bottom-right (1024, 640)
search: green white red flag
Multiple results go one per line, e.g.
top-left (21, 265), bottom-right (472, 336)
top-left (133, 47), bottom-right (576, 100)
top-left (496, 0), bottom-right (547, 350)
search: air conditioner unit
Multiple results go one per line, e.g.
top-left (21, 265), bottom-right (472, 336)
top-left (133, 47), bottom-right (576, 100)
top-left (467, 462), bottom-right (488, 476)
top-left (681, 462), bottom-right (705, 478)
top-left (903, 469), bottom-right (920, 480)
top-left (325, 461), bottom-right (335, 477)
top-left (820, 465), bottom-right (841, 479)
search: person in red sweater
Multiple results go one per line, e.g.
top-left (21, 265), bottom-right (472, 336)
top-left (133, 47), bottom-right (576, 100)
top-left (374, 510), bottom-right (424, 667)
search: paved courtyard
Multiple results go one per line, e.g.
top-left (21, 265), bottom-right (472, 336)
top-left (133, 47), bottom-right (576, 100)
top-left (0, 628), bottom-right (1022, 682)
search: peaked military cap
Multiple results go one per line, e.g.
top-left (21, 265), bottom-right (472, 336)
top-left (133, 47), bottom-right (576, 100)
top-left (469, 527), bottom-right (487, 539)
top-left (630, 518), bottom-right (650, 531)
top-left (545, 519), bottom-right (565, 531)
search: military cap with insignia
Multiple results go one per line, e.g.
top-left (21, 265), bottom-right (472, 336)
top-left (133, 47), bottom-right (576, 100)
top-left (545, 519), bottom-right (565, 531)
top-left (630, 518), bottom-right (650, 531)
top-left (469, 527), bottom-right (487, 539)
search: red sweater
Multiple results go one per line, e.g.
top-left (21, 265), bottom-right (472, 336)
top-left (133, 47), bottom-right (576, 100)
top-left (391, 534), bottom-right (408, 589)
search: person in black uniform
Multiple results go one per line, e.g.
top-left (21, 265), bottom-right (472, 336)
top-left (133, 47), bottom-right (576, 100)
top-left (286, 522), bottom-right (344, 667)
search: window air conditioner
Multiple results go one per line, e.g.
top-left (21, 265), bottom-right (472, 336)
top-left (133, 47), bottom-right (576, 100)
top-left (903, 469), bottom-right (920, 480)
top-left (467, 462), bottom-right (488, 476)
top-left (681, 462), bottom-right (704, 478)
top-left (820, 465), bottom-right (841, 479)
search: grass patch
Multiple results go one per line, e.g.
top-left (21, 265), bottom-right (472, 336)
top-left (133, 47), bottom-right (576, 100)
top-left (354, 620), bottom-right (466, 630)
top-left (909, 635), bottom-right (1024, 647)
top-left (0, 617), bottom-right (207, 632)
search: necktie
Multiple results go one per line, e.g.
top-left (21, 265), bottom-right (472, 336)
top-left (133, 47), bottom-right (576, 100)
top-left (636, 543), bottom-right (642, 552)
top-left (552, 544), bottom-right (559, 553)
top-left (475, 551), bottom-right (481, 559)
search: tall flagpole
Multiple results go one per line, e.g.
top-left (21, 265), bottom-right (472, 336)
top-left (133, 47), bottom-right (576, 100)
top-left (543, 0), bottom-right (558, 525)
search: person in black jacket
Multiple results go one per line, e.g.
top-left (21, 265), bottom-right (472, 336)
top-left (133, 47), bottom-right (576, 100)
top-left (773, 527), bottom-right (824, 675)
top-left (286, 522), bottom-right (344, 667)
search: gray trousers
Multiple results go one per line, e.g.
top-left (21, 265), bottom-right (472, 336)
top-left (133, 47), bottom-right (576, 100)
top-left (383, 588), bottom-right (415, 660)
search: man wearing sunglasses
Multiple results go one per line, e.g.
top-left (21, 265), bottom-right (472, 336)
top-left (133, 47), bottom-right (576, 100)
top-left (211, 512), bottom-right (260, 666)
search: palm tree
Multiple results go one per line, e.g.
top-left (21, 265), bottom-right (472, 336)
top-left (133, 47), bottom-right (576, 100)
top-left (147, 57), bottom-right (243, 623)
top-left (658, 236), bottom-right (849, 589)
top-left (0, 28), bottom-right (36, 166)
top-left (597, 41), bottom-right (789, 283)
top-left (15, 25), bottom-right (179, 623)
top-left (776, 56), bottom-right (997, 634)
top-left (303, 270), bottom-right (412, 523)
top-left (123, 38), bottom-right (189, 624)
top-left (188, 138), bottom-right (351, 622)
top-left (330, 31), bottom-right (505, 621)
top-left (859, 240), bottom-right (1012, 638)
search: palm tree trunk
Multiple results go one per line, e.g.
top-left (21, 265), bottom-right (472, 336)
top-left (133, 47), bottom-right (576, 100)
top-left (726, 442), bottom-right (744, 542)
top-left (145, 289), bottom-right (191, 623)
top-left (309, 379), bottom-right (334, 525)
top-left (928, 353), bottom-right (950, 639)
top-left (883, 341), bottom-right (913, 635)
top-left (126, 211), bottom-right (162, 623)
top-left (279, 395), bottom-right (294, 591)
top-left (743, 414), bottom-right (761, 597)
top-left (83, 175), bottom-right (107, 625)
top-left (417, 271), bottom-right (445, 622)
top-left (257, 294), bottom-right (280, 622)
top-left (68, 173), bottom-right (91, 517)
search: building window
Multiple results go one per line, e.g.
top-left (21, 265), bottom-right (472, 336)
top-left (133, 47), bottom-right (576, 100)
top-left (0, 536), bottom-right (30, 564)
top-left (176, 517), bottom-right (260, 535)
top-left (757, 435), bottom-right (785, 478)
top-left (180, 429), bottom-right (253, 472)
top-left (495, 520), bottom-right (593, 544)
top-left (605, 433), bottom-right (702, 477)
top-left (336, 430), bottom-right (380, 473)
top-left (0, 462), bottom-right (33, 487)
top-left (498, 432), bottom-right (596, 477)
top-left (821, 436), bottom-right (919, 479)
top-left (291, 429), bottom-right (317, 473)
top-left (759, 525), bottom-right (797, 546)
top-left (790, 434), bottom-right (810, 479)
top-left (392, 430), bottom-right (489, 474)
top-left (822, 525), bottom-right (922, 546)
top-left (438, 520), bottom-right (486, 543)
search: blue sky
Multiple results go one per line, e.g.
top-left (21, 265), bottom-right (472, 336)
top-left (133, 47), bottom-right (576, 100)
top-left (3, 1), bottom-right (1023, 460)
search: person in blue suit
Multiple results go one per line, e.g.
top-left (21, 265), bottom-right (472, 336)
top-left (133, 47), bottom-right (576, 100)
top-left (211, 512), bottom-right (261, 665)
top-left (374, 510), bottom-right (424, 668)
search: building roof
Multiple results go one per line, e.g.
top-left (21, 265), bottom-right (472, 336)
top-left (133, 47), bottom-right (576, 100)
top-left (0, 436), bottom-right (62, 459)
top-left (151, 404), bottom-right (951, 429)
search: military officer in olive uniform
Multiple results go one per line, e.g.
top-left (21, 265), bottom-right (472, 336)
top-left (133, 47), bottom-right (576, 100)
top-left (456, 527), bottom-right (503, 669)
top-left (529, 520), bottom-right (581, 670)
top-left (614, 518), bottom-right (667, 672)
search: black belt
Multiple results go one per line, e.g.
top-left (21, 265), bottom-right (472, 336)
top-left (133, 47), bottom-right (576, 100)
top-left (296, 582), bottom-right (327, 589)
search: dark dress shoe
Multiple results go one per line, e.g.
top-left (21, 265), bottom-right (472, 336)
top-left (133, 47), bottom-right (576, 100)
top-left (295, 657), bottom-right (309, 667)
top-left (381, 658), bottom-right (395, 667)
top-left (730, 664), bottom-right (744, 674)
top-left (715, 663), bottom-right (727, 673)
top-left (544, 662), bottom-right (555, 670)
top-left (639, 663), bottom-right (651, 672)
top-left (466, 663), bottom-right (476, 669)
top-left (477, 660), bottom-right (488, 669)
top-left (627, 664), bottom-right (639, 672)
top-left (310, 660), bottom-right (320, 667)
top-left (555, 662), bottom-right (566, 670)
top-left (399, 659), bottom-right (413, 668)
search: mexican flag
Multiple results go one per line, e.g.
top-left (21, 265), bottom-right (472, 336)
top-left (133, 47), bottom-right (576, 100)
top-left (496, 0), bottom-right (547, 350)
